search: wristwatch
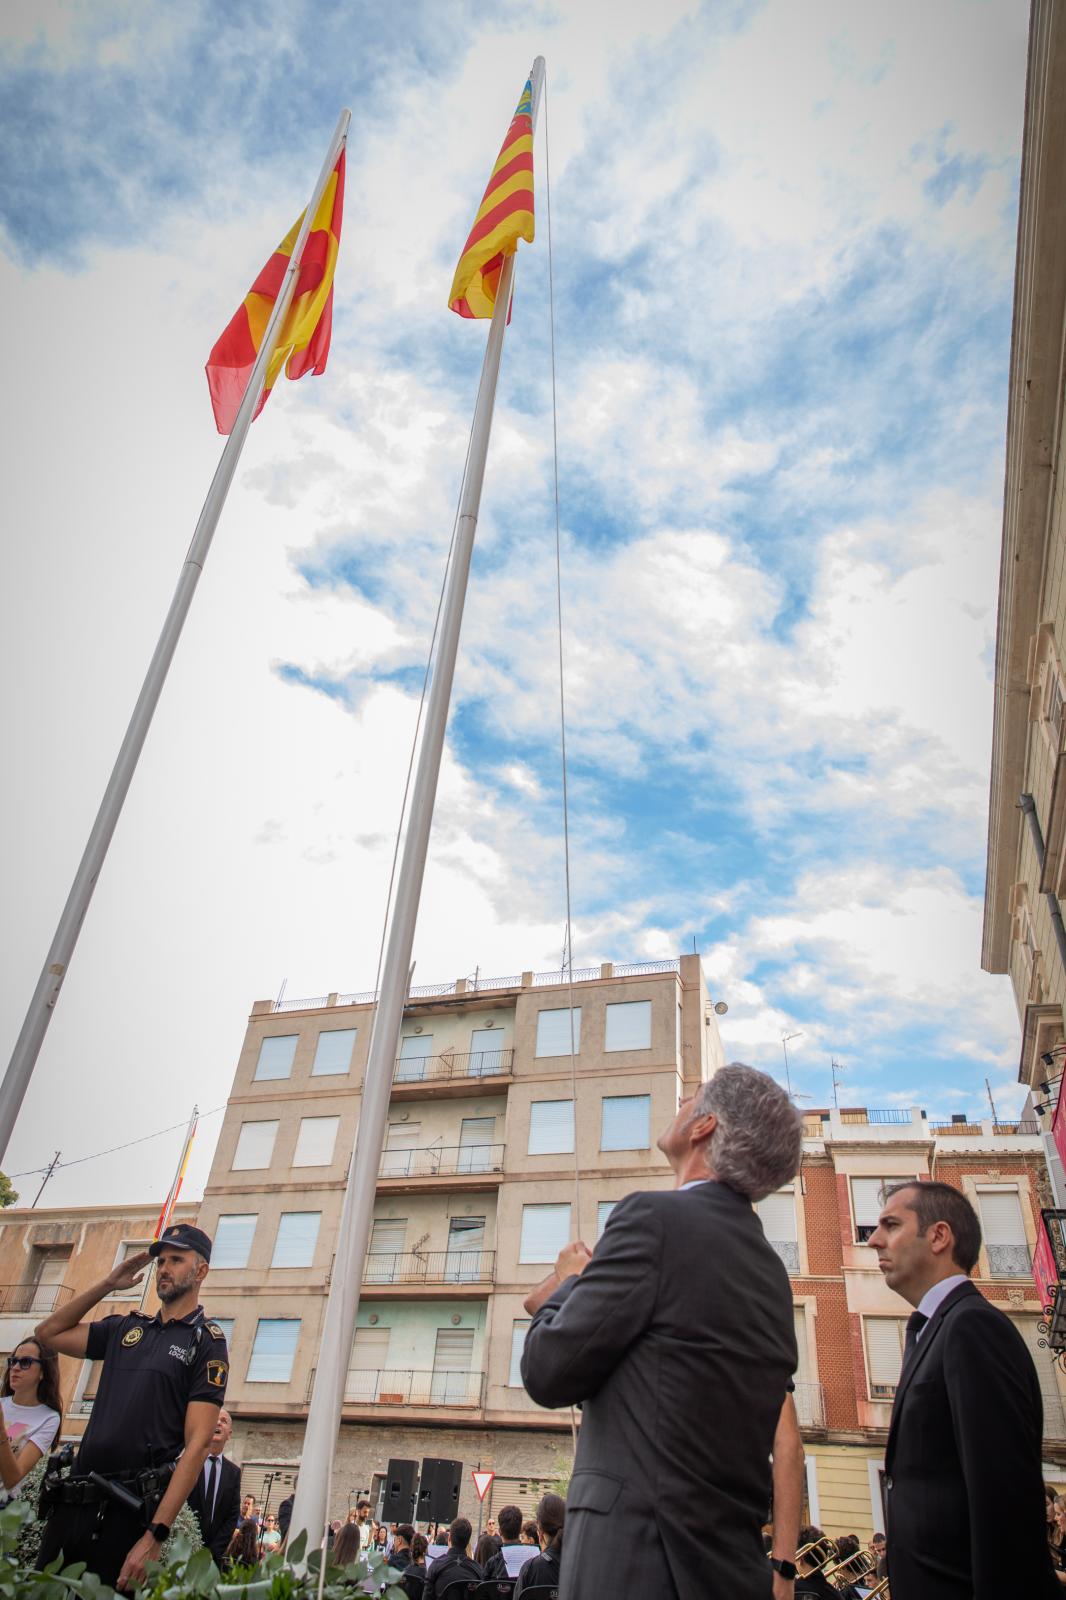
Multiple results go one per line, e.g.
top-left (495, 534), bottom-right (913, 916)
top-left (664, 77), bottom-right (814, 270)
top-left (149, 1522), bottom-right (171, 1543)
top-left (770, 1557), bottom-right (797, 1579)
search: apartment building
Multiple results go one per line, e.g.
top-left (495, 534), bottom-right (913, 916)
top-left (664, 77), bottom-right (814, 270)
top-left (983, 0), bottom-right (1066, 1093)
top-left (0, 1200), bottom-right (195, 1436)
top-left (196, 953), bottom-right (718, 1517)
top-left (762, 1104), bottom-right (1063, 1538)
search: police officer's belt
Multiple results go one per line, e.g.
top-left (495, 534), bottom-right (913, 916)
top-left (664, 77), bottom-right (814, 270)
top-left (49, 1465), bottom-right (173, 1506)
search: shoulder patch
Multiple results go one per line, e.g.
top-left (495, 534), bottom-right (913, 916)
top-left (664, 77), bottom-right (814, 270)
top-left (206, 1322), bottom-right (227, 1341)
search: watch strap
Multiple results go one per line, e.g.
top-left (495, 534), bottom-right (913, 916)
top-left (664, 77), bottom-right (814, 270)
top-left (149, 1521), bottom-right (171, 1542)
top-left (770, 1557), bottom-right (797, 1579)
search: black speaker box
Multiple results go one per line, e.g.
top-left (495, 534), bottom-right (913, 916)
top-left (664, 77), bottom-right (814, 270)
top-left (416, 1457), bottom-right (462, 1522)
top-left (381, 1458), bottom-right (419, 1522)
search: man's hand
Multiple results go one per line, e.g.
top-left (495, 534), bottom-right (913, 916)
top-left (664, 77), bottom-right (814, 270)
top-left (117, 1530), bottom-right (161, 1591)
top-left (107, 1250), bottom-right (151, 1294)
top-left (555, 1240), bottom-right (592, 1281)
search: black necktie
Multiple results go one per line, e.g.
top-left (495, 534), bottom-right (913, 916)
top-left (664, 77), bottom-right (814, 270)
top-left (206, 1456), bottom-right (218, 1518)
top-left (903, 1310), bottom-right (928, 1364)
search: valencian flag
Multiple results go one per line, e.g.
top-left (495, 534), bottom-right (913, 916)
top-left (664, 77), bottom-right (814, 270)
top-left (206, 151), bottom-right (346, 433)
top-left (449, 76), bottom-right (534, 318)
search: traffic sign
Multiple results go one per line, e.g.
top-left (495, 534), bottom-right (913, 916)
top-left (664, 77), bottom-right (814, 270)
top-left (471, 1469), bottom-right (495, 1502)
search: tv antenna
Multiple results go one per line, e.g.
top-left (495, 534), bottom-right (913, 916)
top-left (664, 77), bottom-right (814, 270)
top-left (781, 1032), bottom-right (802, 1096)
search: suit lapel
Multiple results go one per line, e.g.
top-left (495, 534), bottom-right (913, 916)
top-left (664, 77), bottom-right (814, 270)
top-left (886, 1281), bottom-right (977, 1465)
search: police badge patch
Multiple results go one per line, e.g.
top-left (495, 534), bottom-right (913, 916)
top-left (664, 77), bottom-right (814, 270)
top-left (206, 1360), bottom-right (227, 1387)
top-left (207, 1323), bottom-right (226, 1341)
top-left (122, 1327), bottom-right (143, 1347)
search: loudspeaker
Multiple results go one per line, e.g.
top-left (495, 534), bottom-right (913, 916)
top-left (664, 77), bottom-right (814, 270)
top-left (416, 1457), bottom-right (462, 1522)
top-left (381, 1458), bottom-right (418, 1523)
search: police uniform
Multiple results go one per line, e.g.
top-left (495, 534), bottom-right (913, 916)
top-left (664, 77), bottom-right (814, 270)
top-left (38, 1225), bottom-right (228, 1585)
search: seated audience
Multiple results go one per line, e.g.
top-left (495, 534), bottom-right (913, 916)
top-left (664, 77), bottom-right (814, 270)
top-left (869, 1530), bottom-right (888, 1581)
top-left (389, 1524), bottom-right (415, 1572)
top-left (223, 1521), bottom-right (261, 1572)
top-left (401, 1532), bottom-right (429, 1598)
top-left (424, 1517), bottom-right (482, 1597)
top-left (521, 1520), bottom-right (540, 1546)
top-left (474, 1529), bottom-right (501, 1567)
top-left (514, 1493), bottom-right (564, 1597)
top-left (332, 1522), bottom-right (363, 1568)
top-left (485, 1504), bottom-right (536, 1580)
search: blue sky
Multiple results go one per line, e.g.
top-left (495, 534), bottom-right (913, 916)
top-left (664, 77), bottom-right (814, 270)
top-left (0, 0), bottom-right (1032, 1202)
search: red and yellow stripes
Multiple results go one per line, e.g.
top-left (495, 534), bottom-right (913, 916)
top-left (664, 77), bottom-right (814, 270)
top-left (449, 77), bottom-right (534, 318)
top-left (206, 150), bottom-right (346, 434)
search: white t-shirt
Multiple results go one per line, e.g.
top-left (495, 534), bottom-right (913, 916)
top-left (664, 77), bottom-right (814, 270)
top-left (1, 1395), bottom-right (60, 1498)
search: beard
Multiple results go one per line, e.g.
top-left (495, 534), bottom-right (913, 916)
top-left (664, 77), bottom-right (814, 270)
top-left (156, 1264), bottom-right (198, 1303)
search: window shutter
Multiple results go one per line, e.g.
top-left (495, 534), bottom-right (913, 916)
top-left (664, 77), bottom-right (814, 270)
top-left (979, 1192), bottom-right (1030, 1275)
top-left (254, 1035), bottom-right (297, 1081)
top-left (232, 1120), bottom-right (279, 1170)
top-left (397, 1034), bottom-right (434, 1080)
top-left (604, 1000), bottom-right (652, 1051)
top-left (757, 1192), bottom-right (797, 1242)
top-left (311, 1028), bottom-right (356, 1075)
top-left (247, 1320), bottom-right (301, 1383)
top-left (535, 1008), bottom-right (581, 1057)
top-left (528, 1100), bottom-right (575, 1154)
top-left (213, 1214), bottom-right (257, 1269)
top-left (386, 1122), bottom-right (421, 1149)
top-left (865, 1319), bottom-right (906, 1395)
top-left (272, 1212), bottom-right (321, 1268)
top-left (293, 1116), bottom-right (339, 1167)
top-left (469, 1029), bottom-right (506, 1076)
top-left (432, 1329), bottom-right (474, 1372)
top-left (601, 1095), bottom-right (651, 1151)
top-left (519, 1203), bottom-right (571, 1262)
top-left (597, 1201), bottom-right (617, 1238)
top-left (509, 1320), bottom-right (531, 1386)
top-left (851, 1179), bottom-right (887, 1229)
top-left (369, 1219), bottom-right (407, 1256)
top-left (1013, 1317), bottom-right (1066, 1436)
top-left (793, 1308), bottom-right (809, 1383)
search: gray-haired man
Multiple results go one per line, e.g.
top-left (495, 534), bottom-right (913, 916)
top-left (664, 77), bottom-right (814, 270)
top-left (521, 1063), bottom-right (803, 1600)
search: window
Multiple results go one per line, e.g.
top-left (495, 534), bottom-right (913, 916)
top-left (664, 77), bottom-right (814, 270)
top-left (792, 1309), bottom-right (821, 1427)
top-left (1013, 1316), bottom-right (1066, 1436)
top-left (212, 1215), bottom-right (257, 1269)
top-left (535, 1008), bottom-right (581, 1058)
top-left (74, 1359), bottom-right (103, 1416)
top-left (446, 1217), bottom-right (485, 1281)
top-left (597, 1201), bottom-right (617, 1239)
top-left (272, 1212), bottom-right (321, 1268)
top-left (110, 1241), bottom-right (151, 1299)
top-left (254, 1035), bottom-right (297, 1081)
top-left (346, 1327), bottom-right (391, 1401)
top-left (293, 1116), bottom-right (339, 1167)
top-left (519, 1204), bottom-right (571, 1263)
top-left (312, 1028), bottom-right (356, 1076)
top-left (431, 1328), bottom-right (474, 1404)
top-left (601, 1095), bottom-right (651, 1151)
top-left (756, 1190), bottom-right (799, 1271)
top-left (366, 1219), bottom-right (406, 1282)
top-left (864, 1318), bottom-right (907, 1398)
top-left (232, 1120), bottom-right (279, 1171)
top-left (208, 1318), bottom-right (235, 1348)
top-left (528, 1100), bottom-right (575, 1156)
top-left (851, 1177), bottom-right (913, 1243)
top-left (458, 1117), bottom-right (496, 1173)
top-left (605, 1000), bottom-right (652, 1052)
top-left (247, 1319), bottom-right (301, 1383)
top-left (381, 1122), bottom-right (421, 1177)
top-left (30, 1247), bottom-right (71, 1312)
top-left (509, 1320), bottom-right (531, 1387)
top-left (397, 1035), bottom-right (433, 1081)
top-left (978, 1191), bottom-right (1031, 1276)
top-left (469, 1028), bottom-right (506, 1077)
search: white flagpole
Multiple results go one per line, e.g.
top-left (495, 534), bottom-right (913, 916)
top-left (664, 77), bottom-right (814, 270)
top-left (288, 57), bottom-right (545, 1556)
top-left (0, 109), bottom-right (351, 1164)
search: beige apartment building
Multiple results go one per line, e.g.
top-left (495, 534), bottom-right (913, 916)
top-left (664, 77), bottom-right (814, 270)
top-left (196, 954), bottom-right (719, 1517)
top-left (983, 0), bottom-right (1066, 1092)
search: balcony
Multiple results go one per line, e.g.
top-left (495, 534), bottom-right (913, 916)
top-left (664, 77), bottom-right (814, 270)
top-left (767, 1239), bottom-right (800, 1271)
top-left (793, 1381), bottom-right (826, 1429)
top-left (379, 1145), bottom-right (505, 1183)
top-left (0, 1284), bottom-right (73, 1315)
top-left (392, 1050), bottom-right (514, 1098)
top-left (987, 1243), bottom-right (1032, 1278)
top-left (344, 1368), bottom-right (485, 1408)
top-left (362, 1250), bottom-right (496, 1287)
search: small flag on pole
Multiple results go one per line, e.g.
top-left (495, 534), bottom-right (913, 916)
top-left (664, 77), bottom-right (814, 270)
top-left (206, 151), bottom-right (346, 433)
top-left (448, 76), bottom-right (534, 319)
top-left (153, 1109), bottom-right (199, 1241)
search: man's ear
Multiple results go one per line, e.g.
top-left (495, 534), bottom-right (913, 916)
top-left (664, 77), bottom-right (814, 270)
top-left (196, 1258), bottom-right (211, 1288)
top-left (688, 1111), bottom-right (717, 1147)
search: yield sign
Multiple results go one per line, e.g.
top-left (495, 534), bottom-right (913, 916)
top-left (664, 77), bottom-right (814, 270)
top-left (472, 1470), bottom-right (495, 1502)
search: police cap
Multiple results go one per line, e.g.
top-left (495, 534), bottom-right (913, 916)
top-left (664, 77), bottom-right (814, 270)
top-left (149, 1223), bottom-right (212, 1263)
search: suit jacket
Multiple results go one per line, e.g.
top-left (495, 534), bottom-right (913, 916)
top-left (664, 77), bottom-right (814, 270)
top-left (188, 1453), bottom-right (242, 1565)
top-left (521, 1181), bottom-right (795, 1600)
top-left (884, 1279), bottom-right (1058, 1599)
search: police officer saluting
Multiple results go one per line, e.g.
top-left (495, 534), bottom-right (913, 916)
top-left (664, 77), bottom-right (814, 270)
top-left (34, 1222), bottom-right (228, 1590)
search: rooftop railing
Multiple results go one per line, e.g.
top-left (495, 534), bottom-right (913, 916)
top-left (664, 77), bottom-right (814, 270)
top-left (839, 1109), bottom-right (912, 1126)
top-left (393, 1049), bottom-right (514, 1084)
top-left (362, 1250), bottom-right (496, 1286)
top-left (379, 1144), bottom-right (506, 1179)
top-left (344, 1368), bottom-right (485, 1408)
top-left (277, 957), bottom-right (683, 1012)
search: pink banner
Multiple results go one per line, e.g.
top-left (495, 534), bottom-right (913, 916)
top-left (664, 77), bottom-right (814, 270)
top-left (1035, 1224), bottom-right (1059, 1309)
top-left (1053, 1076), bottom-right (1066, 1171)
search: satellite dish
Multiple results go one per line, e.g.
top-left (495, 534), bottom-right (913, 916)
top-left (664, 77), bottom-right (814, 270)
top-left (714, 1001), bottom-right (728, 1016)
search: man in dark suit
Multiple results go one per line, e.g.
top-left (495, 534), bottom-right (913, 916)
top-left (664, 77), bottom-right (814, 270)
top-left (870, 1179), bottom-right (1059, 1599)
top-left (521, 1062), bottom-right (803, 1600)
top-left (187, 1407), bottom-right (241, 1564)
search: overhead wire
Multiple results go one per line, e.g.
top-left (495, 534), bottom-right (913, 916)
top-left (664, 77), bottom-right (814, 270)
top-left (8, 1103), bottom-right (227, 1180)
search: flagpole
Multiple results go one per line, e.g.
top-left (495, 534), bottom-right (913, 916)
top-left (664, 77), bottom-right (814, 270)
top-left (0, 109), bottom-right (351, 1165)
top-left (138, 1104), bottom-right (199, 1313)
top-left (288, 57), bottom-right (545, 1557)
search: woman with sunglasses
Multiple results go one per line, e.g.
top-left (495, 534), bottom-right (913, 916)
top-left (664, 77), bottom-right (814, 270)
top-left (0, 1339), bottom-right (62, 1502)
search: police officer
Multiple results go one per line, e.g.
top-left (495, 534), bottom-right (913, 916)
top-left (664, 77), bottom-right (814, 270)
top-left (35, 1222), bottom-right (229, 1590)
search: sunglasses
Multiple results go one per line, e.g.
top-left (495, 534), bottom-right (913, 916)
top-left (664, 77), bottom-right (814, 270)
top-left (7, 1356), bottom-right (40, 1371)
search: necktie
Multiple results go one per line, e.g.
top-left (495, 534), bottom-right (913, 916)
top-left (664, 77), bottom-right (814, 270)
top-left (903, 1310), bottom-right (928, 1364)
top-left (206, 1456), bottom-right (219, 1518)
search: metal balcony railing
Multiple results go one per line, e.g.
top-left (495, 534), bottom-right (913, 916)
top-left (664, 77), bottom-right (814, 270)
top-left (362, 1250), bottom-right (496, 1286)
top-left (793, 1381), bottom-right (826, 1429)
top-left (767, 1240), bottom-right (800, 1271)
top-left (993, 1120), bottom-right (1042, 1135)
top-left (379, 1145), bottom-right (505, 1179)
top-left (839, 1109), bottom-right (912, 1125)
top-left (987, 1243), bottom-right (1032, 1277)
top-left (344, 1368), bottom-right (485, 1408)
top-left (929, 1121), bottom-right (983, 1136)
top-left (0, 1284), bottom-right (73, 1315)
top-left (394, 1049), bottom-right (514, 1083)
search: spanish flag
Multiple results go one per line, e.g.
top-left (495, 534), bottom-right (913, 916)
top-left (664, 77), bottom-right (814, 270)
top-left (206, 150), bottom-right (346, 434)
top-left (449, 77), bottom-right (534, 318)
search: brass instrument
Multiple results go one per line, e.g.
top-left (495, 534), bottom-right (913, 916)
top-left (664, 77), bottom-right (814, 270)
top-left (823, 1546), bottom-right (878, 1589)
top-left (864, 1579), bottom-right (890, 1598)
top-left (794, 1534), bottom-right (837, 1572)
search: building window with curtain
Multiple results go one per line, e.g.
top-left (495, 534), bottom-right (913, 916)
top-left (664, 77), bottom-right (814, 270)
top-left (756, 1189), bottom-right (799, 1270)
top-left (864, 1317), bottom-right (907, 1398)
top-left (977, 1190), bottom-right (1032, 1276)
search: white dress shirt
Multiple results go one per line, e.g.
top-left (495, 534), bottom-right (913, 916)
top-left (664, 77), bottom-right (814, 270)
top-left (914, 1273), bottom-right (970, 1337)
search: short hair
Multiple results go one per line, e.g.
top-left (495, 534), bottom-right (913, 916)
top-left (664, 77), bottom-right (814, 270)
top-left (871, 1531), bottom-right (886, 1545)
top-left (882, 1180), bottom-right (981, 1274)
top-left (836, 1534), bottom-right (860, 1558)
top-left (395, 1524), bottom-right (415, 1544)
top-left (522, 1520), bottom-right (540, 1543)
top-left (449, 1518), bottom-right (472, 1551)
top-left (410, 1533), bottom-right (428, 1562)
top-left (798, 1526), bottom-right (824, 1547)
top-left (356, 1499), bottom-right (371, 1511)
top-left (692, 1063), bottom-right (803, 1201)
top-left (497, 1505), bottom-right (523, 1541)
